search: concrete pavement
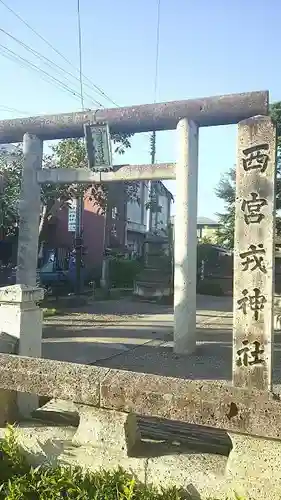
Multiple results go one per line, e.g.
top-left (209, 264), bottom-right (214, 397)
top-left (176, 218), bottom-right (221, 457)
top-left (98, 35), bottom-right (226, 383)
top-left (42, 295), bottom-right (281, 386)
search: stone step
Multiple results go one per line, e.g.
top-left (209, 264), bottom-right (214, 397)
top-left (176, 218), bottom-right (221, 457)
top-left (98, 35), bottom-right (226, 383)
top-left (135, 278), bottom-right (172, 290)
top-left (135, 272), bottom-right (171, 284)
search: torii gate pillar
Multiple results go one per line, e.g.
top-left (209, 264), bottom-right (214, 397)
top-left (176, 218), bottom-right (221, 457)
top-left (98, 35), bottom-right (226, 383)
top-left (174, 119), bottom-right (198, 354)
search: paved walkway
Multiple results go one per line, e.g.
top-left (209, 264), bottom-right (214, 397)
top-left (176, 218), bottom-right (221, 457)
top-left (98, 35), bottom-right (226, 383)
top-left (42, 295), bottom-right (281, 385)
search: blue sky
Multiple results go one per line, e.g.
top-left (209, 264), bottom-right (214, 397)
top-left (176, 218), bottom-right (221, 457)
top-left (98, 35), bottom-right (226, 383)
top-left (0, 0), bottom-right (280, 218)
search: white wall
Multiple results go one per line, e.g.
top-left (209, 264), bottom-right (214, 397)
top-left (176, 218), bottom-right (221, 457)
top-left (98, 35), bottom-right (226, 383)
top-left (126, 181), bottom-right (171, 235)
top-left (126, 182), bottom-right (146, 233)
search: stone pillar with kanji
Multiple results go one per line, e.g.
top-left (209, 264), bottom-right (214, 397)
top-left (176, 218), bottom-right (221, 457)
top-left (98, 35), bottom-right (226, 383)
top-left (233, 116), bottom-right (277, 391)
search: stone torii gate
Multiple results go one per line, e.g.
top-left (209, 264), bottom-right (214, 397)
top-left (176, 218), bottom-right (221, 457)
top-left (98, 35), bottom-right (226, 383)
top-left (0, 91), bottom-right (269, 357)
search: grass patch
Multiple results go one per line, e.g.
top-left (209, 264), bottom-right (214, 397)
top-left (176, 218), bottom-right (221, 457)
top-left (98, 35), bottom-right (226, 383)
top-left (0, 426), bottom-right (247, 499)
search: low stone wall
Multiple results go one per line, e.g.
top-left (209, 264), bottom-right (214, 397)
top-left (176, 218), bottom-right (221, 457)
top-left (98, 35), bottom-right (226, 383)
top-left (1, 354), bottom-right (281, 498)
top-left (1, 353), bottom-right (281, 438)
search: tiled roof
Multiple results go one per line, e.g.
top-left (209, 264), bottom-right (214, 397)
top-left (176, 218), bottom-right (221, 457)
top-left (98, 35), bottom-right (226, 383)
top-left (197, 217), bottom-right (219, 226)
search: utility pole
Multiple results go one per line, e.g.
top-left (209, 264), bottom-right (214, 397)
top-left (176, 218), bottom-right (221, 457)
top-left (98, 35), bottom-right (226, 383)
top-left (0, 173), bottom-right (4, 240)
top-left (75, 196), bottom-right (83, 294)
top-left (147, 131), bottom-right (156, 233)
top-left (75, 0), bottom-right (84, 296)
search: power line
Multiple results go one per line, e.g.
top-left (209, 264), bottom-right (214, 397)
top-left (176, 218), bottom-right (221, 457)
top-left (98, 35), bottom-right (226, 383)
top-left (0, 104), bottom-right (29, 115)
top-left (0, 27), bottom-right (103, 107)
top-left (0, 42), bottom-right (82, 101)
top-left (0, 0), bottom-right (151, 157)
top-left (0, 0), bottom-right (119, 107)
top-left (0, 41), bottom-right (99, 107)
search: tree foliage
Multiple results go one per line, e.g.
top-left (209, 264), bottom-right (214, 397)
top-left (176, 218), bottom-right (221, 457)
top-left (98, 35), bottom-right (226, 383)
top-left (0, 133), bottom-right (138, 240)
top-left (216, 103), bottom-right (281, 248)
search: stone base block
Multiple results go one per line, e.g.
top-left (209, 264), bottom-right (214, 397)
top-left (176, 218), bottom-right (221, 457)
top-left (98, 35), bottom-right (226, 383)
top-left (72, 406), bottom-right (141, 455)
top-left (134, 282), bottom-right (171, 300)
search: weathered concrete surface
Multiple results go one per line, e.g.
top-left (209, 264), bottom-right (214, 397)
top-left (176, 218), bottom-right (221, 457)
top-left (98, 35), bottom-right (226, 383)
top-left (0, 91), bottom-right (268, 142)
top-left (0, 424), bottom-right (75, 466)
top-left (38, 163), bottom-right (176, 184)
top-left (42, 301), bottom-right (173, 364)
top-left (33, 398), bottom-right (232, 456)
top-left (174, 119), bottom-right (198, 354)
top-left (41, 295), bottom-right (281, 385)
top-left (0, 285), bottom-right (44, 357)
top-left (16, 134), bottom-right (43, 286)
top-left (0, 417), bottom-right (227, 498)
top-left (233, 116), bottom-right (276, 391)
top-left (0, 354), bottom-right (108, 405)
top-left (226, 432), bottom-right (281, 500)
top-left (2, 288), bottom-right (281, 499)
top-left (72, 406), bottom-right (141, 453)
top-left (0, 284), bottom-right (44, 417)
top-left (3, 414), bottom-right (281, 499)
top-left (100, 369), bottom-right (281, 439)
top-left (3, 295), bottom-right (281, 437)
top-left (2, 349), bottom-right (281, 439)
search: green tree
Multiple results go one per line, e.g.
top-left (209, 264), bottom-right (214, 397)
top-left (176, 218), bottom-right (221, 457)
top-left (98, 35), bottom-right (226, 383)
top-left (0, 146), bottom-right (22, 237)
top-left (0, 133), bottom-right (138, 241)
top-left (216, 104), bottom-right (281, 248)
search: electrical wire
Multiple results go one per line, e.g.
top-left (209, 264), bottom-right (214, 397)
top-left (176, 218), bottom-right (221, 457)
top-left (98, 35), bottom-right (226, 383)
top-left (0, 0), bottom-right (119, 107)
top-left (0, 41), bottom-right (98, 107)
top-left (0, 0), bottom-right (151, 157)
top-left (0, 27), bottom-right (103, 107)
top-left (0, 104), bottom-right (29, 115)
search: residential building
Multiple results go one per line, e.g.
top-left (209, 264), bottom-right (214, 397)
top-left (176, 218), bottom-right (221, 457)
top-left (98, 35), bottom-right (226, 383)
top-left (170, 216), bottom-right (221, 244)
top-left (196, 217), bottom-right (220, 242)
top-left (126, 181), bottom-right (173, 256)
top-left (44, 180), bottom-right (172, 275)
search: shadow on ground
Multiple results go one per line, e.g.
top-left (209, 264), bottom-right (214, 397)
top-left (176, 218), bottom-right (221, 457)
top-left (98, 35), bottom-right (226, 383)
top-left (42, 296), bottom-right (281, 384)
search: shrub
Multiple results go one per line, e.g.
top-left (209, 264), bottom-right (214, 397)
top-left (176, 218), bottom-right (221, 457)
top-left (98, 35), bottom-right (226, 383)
top-left (0, 426), bottom-right (184, 499)
top-left (197, 280), bottom-right (224, 296)
top-left (109, 256), bottom-right (142, 288)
